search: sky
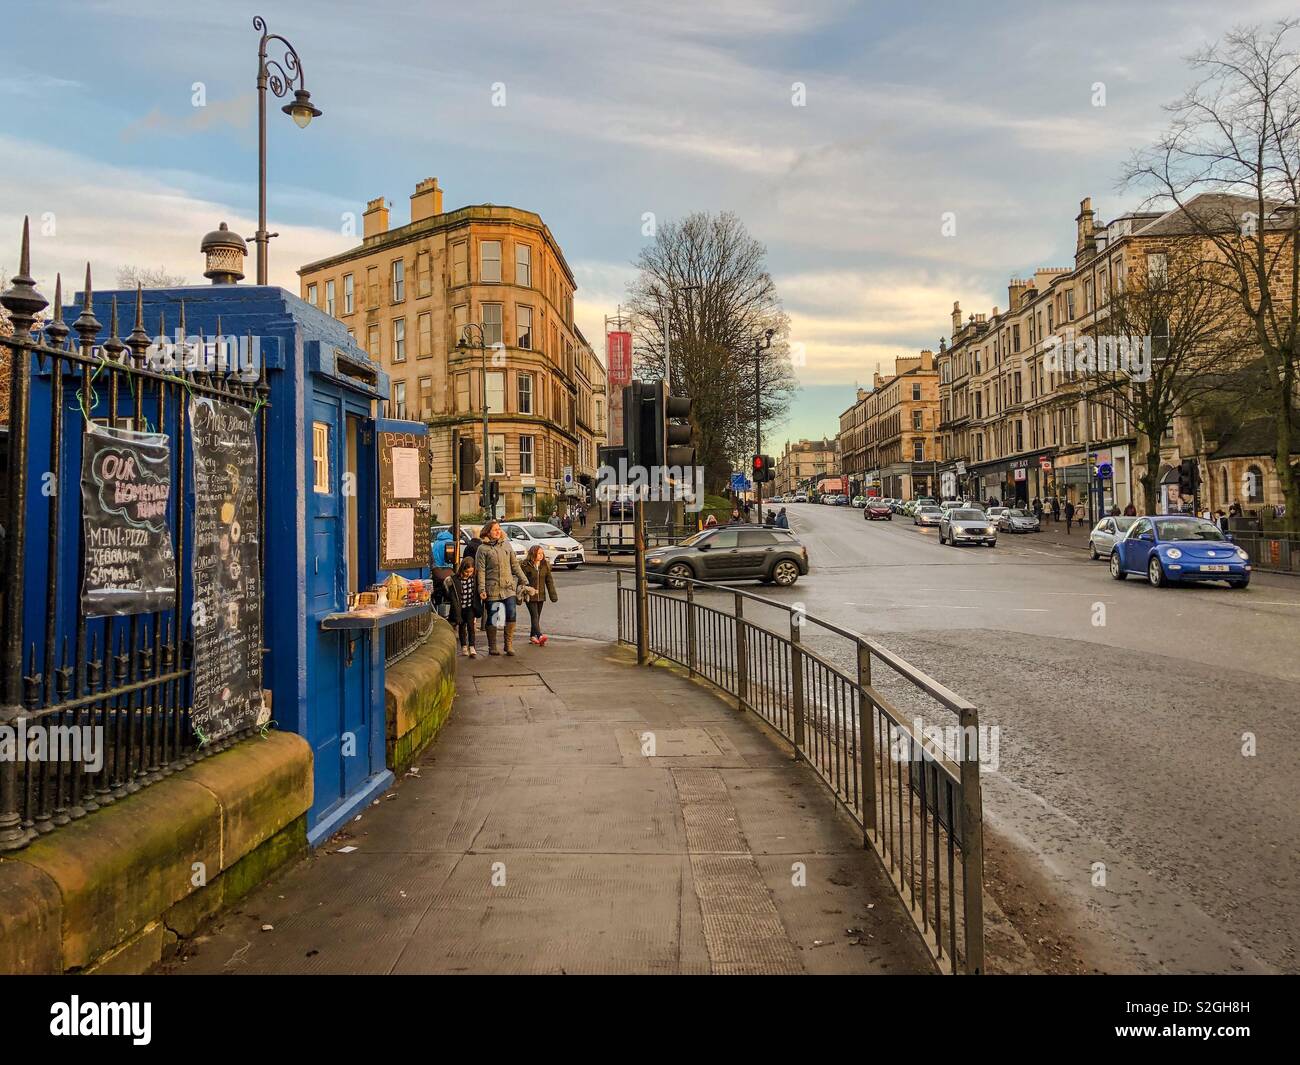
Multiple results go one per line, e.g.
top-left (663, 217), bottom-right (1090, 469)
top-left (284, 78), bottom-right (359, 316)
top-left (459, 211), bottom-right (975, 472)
top-left (2, 0), bottom-right (1296, 446)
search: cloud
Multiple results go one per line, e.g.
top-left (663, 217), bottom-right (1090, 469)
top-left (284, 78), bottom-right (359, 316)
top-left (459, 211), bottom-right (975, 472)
top-left (0, 133), bottom-right (352, 296)
top-left (120, 92), bottom-right (257, 147)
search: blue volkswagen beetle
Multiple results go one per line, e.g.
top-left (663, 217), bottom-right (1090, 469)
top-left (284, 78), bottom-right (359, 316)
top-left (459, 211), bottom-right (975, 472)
top-left (1109, 515), bottom-right (1250, 588)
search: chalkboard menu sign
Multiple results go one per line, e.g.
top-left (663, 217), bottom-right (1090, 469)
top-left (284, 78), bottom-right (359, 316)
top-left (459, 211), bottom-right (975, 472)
top-left (80, 423), bottom-right (177, 616)
top-left (378, 430), bottom-right (430, 569)
top-left (189, 397), bottom-right (265, 742)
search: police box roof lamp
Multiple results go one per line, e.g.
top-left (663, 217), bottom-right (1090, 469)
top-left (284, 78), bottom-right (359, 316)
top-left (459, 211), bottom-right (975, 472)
top-left (201, 222), bottom-right (248, 285)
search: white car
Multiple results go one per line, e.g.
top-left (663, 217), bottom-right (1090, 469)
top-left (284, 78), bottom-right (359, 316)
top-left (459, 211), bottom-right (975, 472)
top-left (1088, 515), bottom-right (1139, 559)
top-left (792, 493), bottom-right (809, 503)
top-left (502, 521), bottom-right (586, 568)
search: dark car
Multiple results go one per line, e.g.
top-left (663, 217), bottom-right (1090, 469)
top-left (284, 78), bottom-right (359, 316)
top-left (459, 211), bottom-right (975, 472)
top-left (644, 525), bottom-right (809, 588)
top-left (864, 501), bottom-right (893, 521)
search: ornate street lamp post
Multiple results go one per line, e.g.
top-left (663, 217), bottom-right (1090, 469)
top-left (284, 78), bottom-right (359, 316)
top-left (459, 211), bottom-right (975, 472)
top-left (457, 324), bottom-right (494, 515)
top-left (253, 15), bottom-right (322, 285)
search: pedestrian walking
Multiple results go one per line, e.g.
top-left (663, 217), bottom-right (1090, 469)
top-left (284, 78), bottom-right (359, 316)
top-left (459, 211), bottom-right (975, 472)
top-left (521, 544), bottom-right (558, 646)
top-left (465, 524), bottom-right (488, 562)
top-left (729, 507), bottom-right (741, 523)
top-left (1032, 498), bottom-right (1043, 522)
top-left (704, 513), bottom-right (718, 528)
top-left (764, 509), bottom-right (776, 527)
top-left (445, 557), bottom-right (483, 657)
top-left (1050, 497), bottom-right (1060, 523)
top-left (578, 505), bottom-right (587, 529)
top-left (1064, 498), bottom-right (1076, 532)
top-left (561, 511), bottom-right (573, 536)
top-left (1123, 501), bottom-right (1137, 516)
top-left (776, 507), bottom-right (789, 530)
top-left (431, 528), bottom-right (456, 617)
top-left (475, 519), bottom-right (526, 656)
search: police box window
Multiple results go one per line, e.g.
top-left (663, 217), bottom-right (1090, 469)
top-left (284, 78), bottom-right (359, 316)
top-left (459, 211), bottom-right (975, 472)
top-left (312, 422), bottom-right (330, 493)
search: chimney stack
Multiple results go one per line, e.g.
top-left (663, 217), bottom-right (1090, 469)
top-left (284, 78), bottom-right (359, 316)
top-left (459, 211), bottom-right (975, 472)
top-left (363, 197), bottom-right (389, 239)
top-left (410, 177), bottom-right (444, 223)
top-left (1076, 196), bottom-right (1096, 260)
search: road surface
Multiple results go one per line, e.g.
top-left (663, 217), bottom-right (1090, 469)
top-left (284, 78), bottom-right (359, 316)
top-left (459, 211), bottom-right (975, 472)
top-left (551, 503), bottom-right (1300, 973)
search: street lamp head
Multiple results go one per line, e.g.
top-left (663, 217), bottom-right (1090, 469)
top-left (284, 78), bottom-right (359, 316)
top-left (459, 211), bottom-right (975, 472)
top-left (282, 88), bottom-right (322, 128)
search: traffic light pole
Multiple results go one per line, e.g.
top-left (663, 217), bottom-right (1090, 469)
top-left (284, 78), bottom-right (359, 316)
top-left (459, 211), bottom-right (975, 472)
top-left (754, 346), bottom-right (763, 526)
top-left (451, 428), bottom-right (461, 566)
top-left (634, 494), bottom-right (649, 665)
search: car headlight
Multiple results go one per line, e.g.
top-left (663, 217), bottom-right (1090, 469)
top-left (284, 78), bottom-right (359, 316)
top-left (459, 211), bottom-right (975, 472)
top-left (1236, 548), bottom-right (1249, 560)
top-left (646, 556), bottom-right (662, 566)
top-left (986, 528), bottom-right (995, 535)
top-left (1165, 548), bottom-right (1182, 559)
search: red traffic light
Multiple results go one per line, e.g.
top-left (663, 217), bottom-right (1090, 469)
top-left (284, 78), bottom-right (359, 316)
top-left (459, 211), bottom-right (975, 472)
top-left (752, 455), bottom-right (765, 472)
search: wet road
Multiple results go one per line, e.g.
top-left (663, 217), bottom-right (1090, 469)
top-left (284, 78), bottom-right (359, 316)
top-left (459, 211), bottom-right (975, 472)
top-left (548, 503), bottom-right (1300, 973)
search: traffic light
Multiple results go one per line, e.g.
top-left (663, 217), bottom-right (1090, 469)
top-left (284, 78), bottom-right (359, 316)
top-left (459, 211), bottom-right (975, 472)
top-left (458, 436), bottom-right (482, 493)
top-left (659, 380), bottom-right (695, 469)
top-left (623, 379), bottom-right (695, 470)
top-left (751, 454), bottom-right (775, 483)
top-left (1178, 457), bottom-right (1199, 496)
top-left (489, 480), bottom-right (500, 507)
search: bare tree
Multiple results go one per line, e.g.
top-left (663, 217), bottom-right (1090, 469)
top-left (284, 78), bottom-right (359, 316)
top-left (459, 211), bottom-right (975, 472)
top-left (116, 265), bottom-right (187, 289)
top-left (1127, 19), bottom-right (1300, 524)
top-left (1083, 250), bottom-right (1243, 514)
top-left (625, 212), bottom-right (797, 492)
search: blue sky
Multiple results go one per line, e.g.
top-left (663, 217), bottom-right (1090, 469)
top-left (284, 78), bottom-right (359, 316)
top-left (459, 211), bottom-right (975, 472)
top-left (2, 0), bottom-right (1294, 445)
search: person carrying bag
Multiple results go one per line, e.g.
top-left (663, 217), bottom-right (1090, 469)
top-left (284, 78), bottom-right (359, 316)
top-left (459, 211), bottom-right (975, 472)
top-left (521, 544), bottom-right (558, 646)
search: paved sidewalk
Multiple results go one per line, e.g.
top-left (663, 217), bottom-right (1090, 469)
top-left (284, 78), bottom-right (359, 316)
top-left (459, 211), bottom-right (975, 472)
top-left (169, 638), bottom-right (932, 975)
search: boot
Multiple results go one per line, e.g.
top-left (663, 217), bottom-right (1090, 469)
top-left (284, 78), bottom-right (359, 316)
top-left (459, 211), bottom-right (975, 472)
top-left (504, 622), bottom-right (516, 656)
top-left (486, 626), bottom-right (500, 656)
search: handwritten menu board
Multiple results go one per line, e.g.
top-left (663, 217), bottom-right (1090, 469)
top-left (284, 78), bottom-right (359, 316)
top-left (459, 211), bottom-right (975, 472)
top-left (80, 423), bottom-right (177, 616)
top-left (189, 397), bottom-right (265, 742)
top-left (378, 430), bottom-right (429, 568)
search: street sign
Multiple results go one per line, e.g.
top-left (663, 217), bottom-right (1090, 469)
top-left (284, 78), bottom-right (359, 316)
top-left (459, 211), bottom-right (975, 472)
top-left (1096, 462), bottom-right (1113, 480)
top-left (955, 461), bottom-right (966, 475)
top-left (1039, 457), bottom-right (1053, 470)
top-left (563, 465), bottom-right (573, 486)
top-left (730, 472), bottom-right (751, 492)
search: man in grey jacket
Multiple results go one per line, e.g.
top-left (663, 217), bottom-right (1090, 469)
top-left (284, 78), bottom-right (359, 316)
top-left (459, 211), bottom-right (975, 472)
top-left (475, 519), bottom-right (527, 655)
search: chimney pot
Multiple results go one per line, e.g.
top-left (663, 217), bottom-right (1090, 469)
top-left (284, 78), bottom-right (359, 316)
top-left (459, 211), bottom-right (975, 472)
top-left (363, 197), bottom-right (390, 239)
top-left (411, 177), bottom-right (444, 223)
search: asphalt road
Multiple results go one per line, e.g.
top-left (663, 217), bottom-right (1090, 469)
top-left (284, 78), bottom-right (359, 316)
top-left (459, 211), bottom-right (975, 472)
top-left (543, 504), bottom-right (1300, 974)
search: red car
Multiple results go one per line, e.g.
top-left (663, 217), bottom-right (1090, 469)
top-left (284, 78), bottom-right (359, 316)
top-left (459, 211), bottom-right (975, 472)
top-left (864, 501), bottom-right (893, 521)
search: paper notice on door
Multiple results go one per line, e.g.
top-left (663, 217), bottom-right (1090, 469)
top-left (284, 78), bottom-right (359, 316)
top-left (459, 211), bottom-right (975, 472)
top-left (386, 507), bottom-right (414, 561)
top-left (391, 446), bottom-right (421, 499)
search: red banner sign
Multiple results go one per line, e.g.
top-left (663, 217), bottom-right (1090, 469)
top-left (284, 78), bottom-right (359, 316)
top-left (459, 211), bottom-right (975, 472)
top-left (607, 331), bottom-right (633, 388)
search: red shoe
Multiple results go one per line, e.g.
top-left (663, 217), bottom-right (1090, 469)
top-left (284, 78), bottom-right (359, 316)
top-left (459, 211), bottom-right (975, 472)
top-left (539, 634), bottom-right (548, 646)
top-left (529, 636), bottom-right (541, 645)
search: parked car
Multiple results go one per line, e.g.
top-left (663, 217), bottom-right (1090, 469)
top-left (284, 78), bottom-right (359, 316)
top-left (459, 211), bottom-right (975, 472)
top-left (645, 525), bottom-right (809, 588)
top-left (1087, 515), bottom-right (1138, 559)
top-left (851, 495), bottom-right (867, 508)
top-left (792, 493), bottom-right (809, 503)
top-left (986, 506), bottom-right (1009, 525)
top-left (939, 500), bottom-right (963, 513)
top-left (938, 507), bottom-right (998, 547)
top-left (913, 505), bottom-right (943, 527)
top-left (1109, 516), bottom-right (1250, 588)
top-left (997, 507), bottom-right (1041, 533)
top-left (864, 500), bottom-right (893, 521)
top-left (915, 497), bottom-right (938, 508)
top-left (502, 520), bottom-right (586, 568)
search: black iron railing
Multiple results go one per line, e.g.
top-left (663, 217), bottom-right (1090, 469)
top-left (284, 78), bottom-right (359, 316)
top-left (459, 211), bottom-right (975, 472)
top-left (0, 220), bottom-right (268, 852)
top-left (1231, 532), bottom-right (1300, 574)
top-left (595, 521), bottom-right (696, 556)
top-left (383, 607), bottom-right (435, 666)
top-left (616, 571), bottom-right (986, 974)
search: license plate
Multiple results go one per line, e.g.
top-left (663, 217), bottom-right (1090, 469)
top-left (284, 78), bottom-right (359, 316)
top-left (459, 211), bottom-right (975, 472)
top-left (1200, 564), bottom-right (1229, 572)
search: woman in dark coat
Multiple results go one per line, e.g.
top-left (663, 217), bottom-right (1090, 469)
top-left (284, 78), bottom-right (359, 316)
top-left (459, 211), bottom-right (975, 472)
top-left (520, 544), bottom-right (558, 646)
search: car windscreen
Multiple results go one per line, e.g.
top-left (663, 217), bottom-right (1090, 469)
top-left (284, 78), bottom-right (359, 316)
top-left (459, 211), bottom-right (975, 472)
top-left (1114, 517), bottom-right (1138, 531)
top-left (951, 509), bottom-right (985, 520)
top-left (1154, 519), bottom-right (1225, 541)
top-left (522, 523), bottom-right (567, 538)
top-left (919, 507), bottom-right (942, 515)
top-left (1007, 509), bottom-right (1030, 517)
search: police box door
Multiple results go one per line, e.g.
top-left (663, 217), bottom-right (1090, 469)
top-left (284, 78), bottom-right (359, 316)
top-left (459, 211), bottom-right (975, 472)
top-left (307, 391), bottom-right (371, 824)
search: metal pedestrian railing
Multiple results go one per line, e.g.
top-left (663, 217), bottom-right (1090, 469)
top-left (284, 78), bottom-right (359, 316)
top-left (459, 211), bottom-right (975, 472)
top-left (616, 570), bottom-right (986, 975)
top-left (595, 520), bottom-right (696, 557)
top-left (383, 607), bottom-right (436, 667)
